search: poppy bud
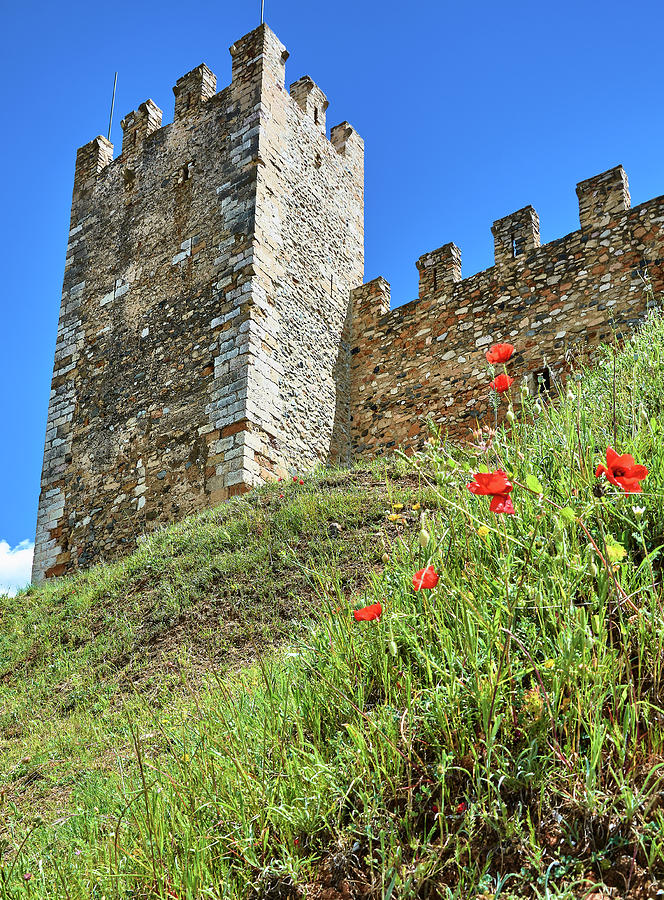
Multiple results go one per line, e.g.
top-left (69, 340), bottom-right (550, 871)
top-left (640, 406), bottom-right (649, 423)
top-left (566, 389), bottom-right (575, 401)
top-left (419, 529), bottom-right (430, 547)
top-left (505, 409), bottom-right (515, 424)
top-left (388, 640), bottom-right (398, 656)
top-left (589, 560), bottom-right (598, 578)
top-left (381, 551), bottom-right (389, 564)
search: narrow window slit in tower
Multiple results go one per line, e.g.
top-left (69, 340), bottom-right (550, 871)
top-left (314, 107), bottom-right (319, 124)
top-left (537, 366), bottom-right (551, 393)
top-left (533, 366), bottom-right (551, 396)
top-left (527, 366), bottom-right (552, 396)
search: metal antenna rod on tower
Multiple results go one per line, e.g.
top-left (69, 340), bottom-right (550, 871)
top-left (260, 0), bottom-right (264, 24)
top-left (107, 72), bottom-right (118, 142)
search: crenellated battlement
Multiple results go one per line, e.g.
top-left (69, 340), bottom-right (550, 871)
top-left (72, 24), bottom-right (358, 196)
top-left (73, 135), bottom-right (113, 197)
top-left (173, 64), bottom-right (217, 120)
top-left (416, 243), bottom-right (461, 299)
top-left (120, 99), bottom-right (162, 157)
top-left (577, 165), bottom-right (630, 229)
top-left (492, 205), bottom-right (540, 266)
top-left (290, 76), bottom-right (328, 134)
top-left (353, 166), bottom-right (643, 317)
top-left (350, 164), bottom-right (664, 458)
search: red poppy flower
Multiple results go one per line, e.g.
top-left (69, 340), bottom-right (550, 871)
top-left (485, 343), bottom-right (514, 365)
top-left (489, 493), bottom-right (515, 515)
top-left (353, 602), bottom-right (382, 621)
top-left (467, 471), bottom-right (513, 497)
top-left (468, 471), bottom-right (515, 514)
top-left (412, 565), bottom-right (440, 590)
top-left (490, 373), bottom-right (514, 393)
top-left (299, 480), bottom-right (304, 485)
top-left (456, 801), bottom-right (468, 814)
top-left (292, 476), bottom-right (298, 482)
top-left (595, 448), bottom-right (648, 493)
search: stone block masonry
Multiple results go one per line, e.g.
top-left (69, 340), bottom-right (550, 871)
top-left (32, 24), bottom-right (364, 581)
top-left (350, 166), bottom-right (664, 457)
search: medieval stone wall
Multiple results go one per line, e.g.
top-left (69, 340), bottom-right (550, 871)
top-left (349, 166), bottom-right (664, 457)
top-left (32, 24), bottom-right (364, 581)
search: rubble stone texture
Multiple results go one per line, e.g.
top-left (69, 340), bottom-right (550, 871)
top-left (33, 25), bottom-right (664, 581)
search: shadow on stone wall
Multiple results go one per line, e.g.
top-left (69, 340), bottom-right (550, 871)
top-left (327, 296), bottom-right (352, 465)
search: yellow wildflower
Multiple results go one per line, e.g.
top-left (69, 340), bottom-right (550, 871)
top-left (606, 540), bottom-right (627, 563)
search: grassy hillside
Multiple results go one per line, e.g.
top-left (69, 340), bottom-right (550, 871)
top-left (2, 312), bottom-right (664, 898)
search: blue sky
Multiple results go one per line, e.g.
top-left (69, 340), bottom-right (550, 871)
top-left (1, 0), bottom-right (663, 591)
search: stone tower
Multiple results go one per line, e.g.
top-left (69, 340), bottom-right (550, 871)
top-left (33, 24), bottom-right (364, 581)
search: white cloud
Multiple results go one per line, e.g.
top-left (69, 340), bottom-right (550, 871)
top-left (0, 540), bottom-right (34, 597)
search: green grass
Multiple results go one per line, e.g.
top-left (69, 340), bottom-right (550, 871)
top-left (2, 311), bottom-right (664, 897)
